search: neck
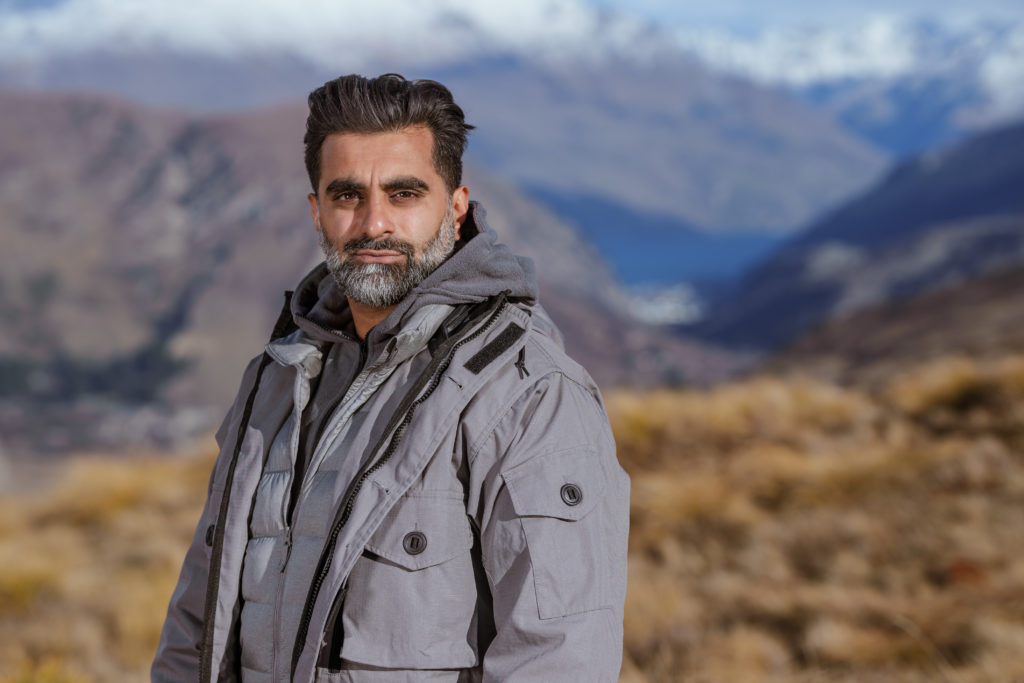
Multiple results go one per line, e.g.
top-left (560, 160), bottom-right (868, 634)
top-left (348, 298), bottom-right (397, 340)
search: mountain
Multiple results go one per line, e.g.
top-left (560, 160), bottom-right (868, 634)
top-left (767, 264), bottom-right (1024, 387)
top-left (0, 52), bottom-right (886, 283)
top-left (694, 119), bottom-right (1024, 351)
top-left (433, 57), bottom-right (883, 235)
top-left (0, 1), bottom-right (888, 286)
top-left (676, 18), bottom-right (1024, 155)
top-left (0, 90), bottom-right (741, 455)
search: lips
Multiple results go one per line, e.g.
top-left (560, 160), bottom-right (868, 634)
top-left (352, 249), bottom-right (405, 264)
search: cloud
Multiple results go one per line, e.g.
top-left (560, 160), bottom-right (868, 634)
top-left (591, 0), bottom-right (1024, 32)
top-left (2, 0), bottom-right (1020, 126)
top-left (670, 15), bottom-right (1024, 128)
top-left (0, 0), bottom-right (651, 68)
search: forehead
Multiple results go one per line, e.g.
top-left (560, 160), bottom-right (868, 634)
top-left (319, 126), bottom-right (437, 184)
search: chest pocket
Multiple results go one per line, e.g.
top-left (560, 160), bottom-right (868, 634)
top-left (333, 495), bottom-right (481, 671)
top-left (502, 447), bottom-right (611, 619)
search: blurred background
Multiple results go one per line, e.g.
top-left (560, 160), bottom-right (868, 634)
top-left (1, 0), bottom-right (1023, 680)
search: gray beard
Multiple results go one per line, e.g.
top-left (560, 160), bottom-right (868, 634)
top-left (319, 201), bottom-right (457, 309)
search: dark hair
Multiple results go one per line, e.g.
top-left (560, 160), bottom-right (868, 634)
top-left (304, 73), bottom-right (473, 194)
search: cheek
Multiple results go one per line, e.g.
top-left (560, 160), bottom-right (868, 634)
top-left (320, 214), bottom-right (355, 240)
top-left (412, 207), bottom-right (447, 240)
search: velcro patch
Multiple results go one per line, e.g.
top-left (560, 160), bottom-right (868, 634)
top-left (463, 323), bottom-right (526, 374)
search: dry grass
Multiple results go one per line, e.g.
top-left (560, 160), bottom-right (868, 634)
top-left (0, 444), bottom-right (215, 683)
top-left (619, 353), bottom-right (1024, 682)
top-left (1, 353), bottom-right (1023, 681)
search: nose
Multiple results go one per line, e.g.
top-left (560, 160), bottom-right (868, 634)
top-left (357, 192), bottom-right (394, 239)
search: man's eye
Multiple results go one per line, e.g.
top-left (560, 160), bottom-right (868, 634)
top-left (334, 192), bottom-right (360, 202)
top-left (392, 191), bottom-right (418, 200)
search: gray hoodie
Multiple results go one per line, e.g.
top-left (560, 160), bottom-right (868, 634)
top-left (152, 202), bottom-right (629, 682)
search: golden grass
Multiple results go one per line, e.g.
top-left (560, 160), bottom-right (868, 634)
top-left (0, 658), bottom-right (91, 683)
top-left (616, 353), bottom-right (1024, 682)
top-left (0, 353), bottom-right (1022, 681)
top-left (0, 444), bottom-right (215, 682)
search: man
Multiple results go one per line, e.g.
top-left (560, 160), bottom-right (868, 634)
top-left (152, 73), bottom-right (629, 683)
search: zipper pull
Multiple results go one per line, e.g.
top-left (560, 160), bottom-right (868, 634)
top-left (280, 528), bottom-right (293, 572)
top-left (515, 347), bottom-right (530, 379)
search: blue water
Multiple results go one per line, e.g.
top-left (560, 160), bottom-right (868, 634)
top-left (525, 187), bottom-right (784, 285)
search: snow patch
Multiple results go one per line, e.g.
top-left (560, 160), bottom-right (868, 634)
top-left (804, 242), bottom-right (866, 282)
top-left (625, 283), bottom-right (705, 325)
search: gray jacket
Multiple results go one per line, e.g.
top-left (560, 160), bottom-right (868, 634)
top-left (152, 203), bottom-right (630, 682)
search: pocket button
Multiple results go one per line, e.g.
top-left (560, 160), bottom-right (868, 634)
top-left (402, 531), bottom-right (427, 555)
top-left (560, 483), bottom-right (583, 506)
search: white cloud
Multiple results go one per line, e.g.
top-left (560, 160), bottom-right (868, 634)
top-left (590, 0), bottom-right (1024, 32)
top-left (0, 0), bottom-right (651, 68)
top-left (971, 23), bottom-right (1024, 125)
top-left (670, 15), bottom-right (1024, 129)
top-left (2, 0), bottom-right (1021, 125)
top-left (675, 16), bottom-right (923, 85)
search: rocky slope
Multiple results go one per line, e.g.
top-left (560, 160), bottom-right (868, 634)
top-left (0, 90), bottom-right (738, 454)
top-left (767, 264), bottom-right (1024, 387)
top-left (696, 119), bottom-right (1024, 350)
top-left (0, 2), bottom-right (888, 236)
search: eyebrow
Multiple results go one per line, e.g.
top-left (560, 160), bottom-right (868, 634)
top-left (323, 175), bottom-right (431, 197)
top-left (324, 178), bottom-right (364, 196)
top-left (381, 176), bottom-right (430, 193)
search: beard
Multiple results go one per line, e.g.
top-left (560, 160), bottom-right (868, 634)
top-left (319, 200), bottom-right (457, 308)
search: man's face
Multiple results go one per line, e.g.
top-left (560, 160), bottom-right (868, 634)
top-left (308, 126), bottom-right (469, 309)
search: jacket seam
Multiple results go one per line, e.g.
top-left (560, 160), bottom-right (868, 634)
top-left (527, 335), bottom-right (595, 394)
top-left (465, 366), bottom-right (563, 469)
top-left (465, 361), bottom-right (600, 470)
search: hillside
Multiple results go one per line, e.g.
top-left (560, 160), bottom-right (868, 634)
top-left (697, 119), bottom-right (1024, 350)
top-left (2, 351), bottom-right (1022, 681)
top-left (0, 3), bottom-right (888, 238)
top-left (767, 265), bottom-right (1024, 387)
top-left (0, 90), bottom-right (739, 455)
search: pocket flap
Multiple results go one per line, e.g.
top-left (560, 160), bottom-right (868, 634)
top-left (502, 448), bottom-right (606, 521)
top-left (364, 496), bottom-right (474, 571)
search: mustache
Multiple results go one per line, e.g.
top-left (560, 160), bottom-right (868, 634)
top-left (343, 236), bottom-right (415, 258)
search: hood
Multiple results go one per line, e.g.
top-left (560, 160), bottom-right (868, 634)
top-left (290, 201), bottom-right (537, 345)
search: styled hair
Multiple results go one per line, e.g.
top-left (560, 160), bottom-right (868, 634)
top-left (304, 73), bottom-right (474, 194)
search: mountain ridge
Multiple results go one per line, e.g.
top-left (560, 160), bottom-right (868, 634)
top-left (0, 89), bottom-right (743, 454)
top-left (695, 117), bottom-right (1024, 350)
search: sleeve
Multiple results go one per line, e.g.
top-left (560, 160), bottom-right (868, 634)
top-left (466, 372), bottom-right (630, 682)
top-left (151, 356), bottom-right (260, 683)
top-left (150, 482), bottom-right (222, 682)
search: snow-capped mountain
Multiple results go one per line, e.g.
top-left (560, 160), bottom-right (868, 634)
top-left (0, 0), bottom-right (886, 240)
top-left (694, 118), bottom-right (1024, 350)
top-left (675, 18), bottom-right (1024, 153)
top-left (0, 0), bottom-right (673, 71)
top-left (2, 1), bottom-right (1018, 286)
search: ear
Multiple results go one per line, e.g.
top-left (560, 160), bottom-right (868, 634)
top-left (451, 185), bottom-right (470, 240)
top-left (307, 193), bottom-right (320, 233)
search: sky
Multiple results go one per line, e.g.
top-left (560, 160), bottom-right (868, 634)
top-left (3, 0), bottom-right (1023, 35)
top-left (0, 0), bottom-right (1021, 102)
top-left (589, 0), bottom-right (1024, 32)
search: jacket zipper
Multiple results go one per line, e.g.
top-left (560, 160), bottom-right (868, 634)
top-left (277, 334), bottom-right (369, 680)
top-left (296, 315), bottom-right (356, 343)
top-left (285, 335), bottom-right (368, 539)
top-left (199, 353), bottom-right (273, 683)
top-left (198, 290), bottom-right (294, 682)
top-left (289, 294), bottom-right (509, 678)
top-left (279, 334), bottom-right (370, 576)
